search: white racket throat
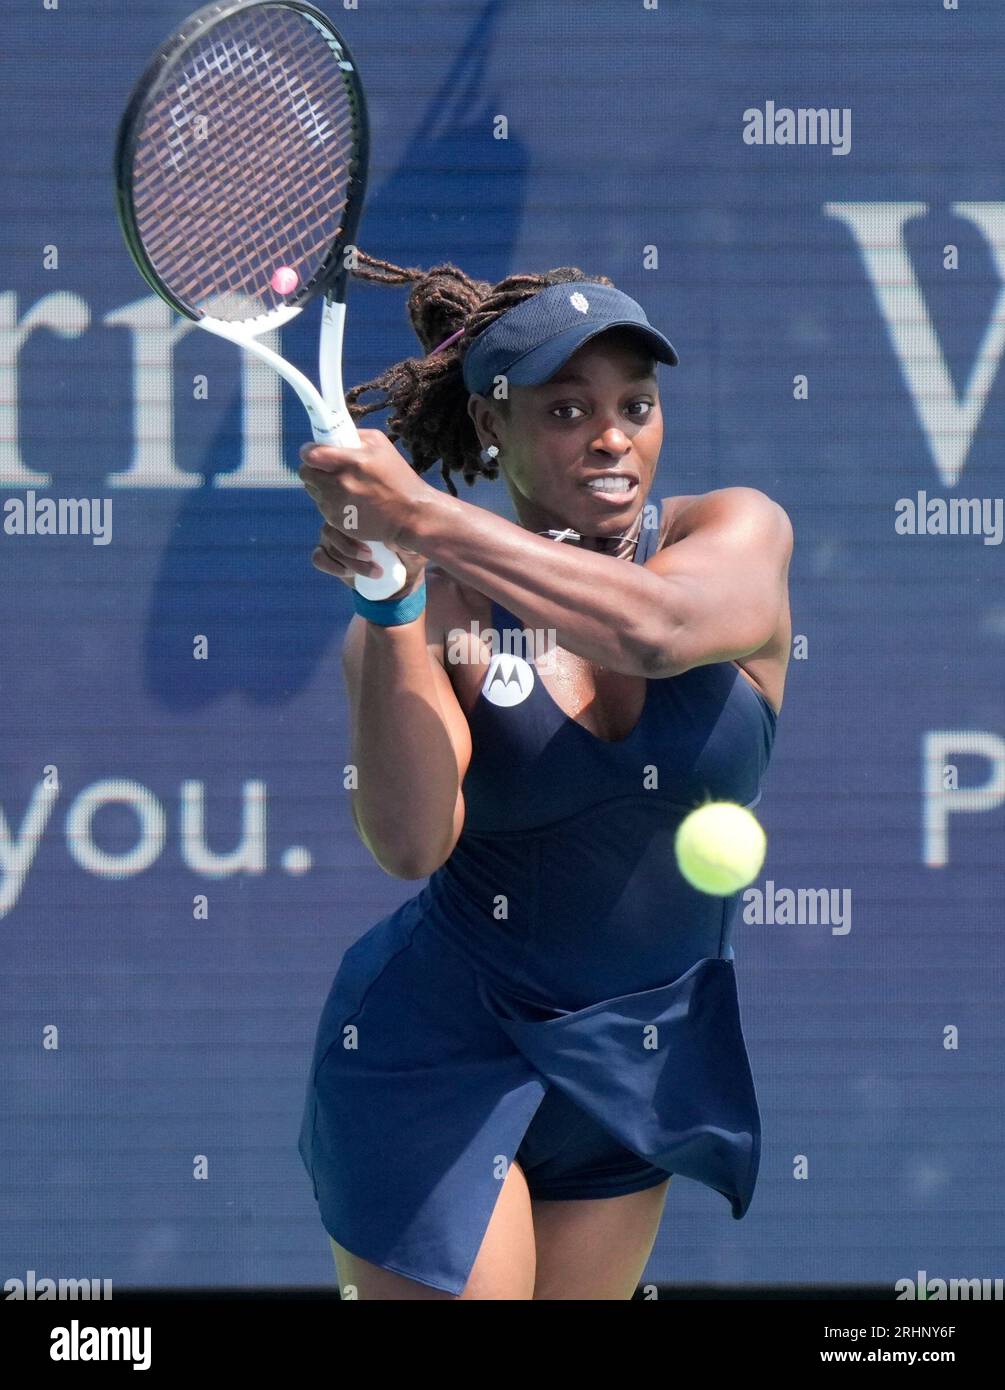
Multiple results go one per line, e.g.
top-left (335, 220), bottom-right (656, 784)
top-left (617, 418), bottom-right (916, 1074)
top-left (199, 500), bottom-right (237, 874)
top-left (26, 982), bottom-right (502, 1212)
top-left (198, 299), bottom-right (406, 600)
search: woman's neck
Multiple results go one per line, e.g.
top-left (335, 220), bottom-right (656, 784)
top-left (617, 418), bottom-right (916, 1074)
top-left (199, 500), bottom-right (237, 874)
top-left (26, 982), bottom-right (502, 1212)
top-left (535, 508), bottom-right (644, 558)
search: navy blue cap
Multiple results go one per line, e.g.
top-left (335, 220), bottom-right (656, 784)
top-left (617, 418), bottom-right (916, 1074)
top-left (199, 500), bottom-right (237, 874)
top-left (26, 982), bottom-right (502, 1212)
top-left (461, 281), bottom-right (679, 396)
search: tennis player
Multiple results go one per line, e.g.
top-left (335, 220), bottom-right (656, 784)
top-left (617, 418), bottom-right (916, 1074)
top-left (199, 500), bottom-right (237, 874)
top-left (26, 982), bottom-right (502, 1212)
top-left (296, 256), bottom-right (792, 1300)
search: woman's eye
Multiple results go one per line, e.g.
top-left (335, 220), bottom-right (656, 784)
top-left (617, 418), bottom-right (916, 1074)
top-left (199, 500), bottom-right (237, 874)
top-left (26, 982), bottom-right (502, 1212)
top-left (549, 400), bottom-right (654, 421)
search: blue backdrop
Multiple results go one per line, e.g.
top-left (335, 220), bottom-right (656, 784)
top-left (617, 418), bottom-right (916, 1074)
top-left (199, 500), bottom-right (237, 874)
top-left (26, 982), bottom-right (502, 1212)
top-left (2, 0), bottom-right (1003, 1290)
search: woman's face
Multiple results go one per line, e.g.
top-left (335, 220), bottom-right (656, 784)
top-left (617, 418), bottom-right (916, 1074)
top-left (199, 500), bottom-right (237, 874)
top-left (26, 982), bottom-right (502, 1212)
top-left (470, 327), bottom-right (664, 542)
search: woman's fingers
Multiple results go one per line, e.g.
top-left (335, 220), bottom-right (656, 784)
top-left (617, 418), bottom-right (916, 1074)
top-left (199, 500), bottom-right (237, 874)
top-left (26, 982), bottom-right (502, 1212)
top-left (311, 545), bottom-right (351, 580)
top-left (315, 522), bottom-right (383, 580)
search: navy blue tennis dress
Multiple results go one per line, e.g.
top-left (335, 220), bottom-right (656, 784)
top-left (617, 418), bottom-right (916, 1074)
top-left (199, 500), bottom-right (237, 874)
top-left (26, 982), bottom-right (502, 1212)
top-left (298, 518), bottom-right (778, 1295)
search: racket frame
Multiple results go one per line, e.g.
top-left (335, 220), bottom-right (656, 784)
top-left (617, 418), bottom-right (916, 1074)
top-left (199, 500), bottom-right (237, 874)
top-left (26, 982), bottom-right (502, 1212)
top-left (113, 0), bottom-right (406, 597)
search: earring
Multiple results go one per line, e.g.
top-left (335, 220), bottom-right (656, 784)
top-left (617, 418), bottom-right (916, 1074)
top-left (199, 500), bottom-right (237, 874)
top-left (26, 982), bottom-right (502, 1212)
top-left (479, 444), bottom-right (500, 465)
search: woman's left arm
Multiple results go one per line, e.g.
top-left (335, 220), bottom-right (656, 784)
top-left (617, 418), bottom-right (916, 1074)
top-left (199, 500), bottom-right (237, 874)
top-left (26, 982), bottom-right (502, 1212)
top-left (399, 482), bottom-right (792, 679)
top-left (300, 433), bottom-right (792, 678)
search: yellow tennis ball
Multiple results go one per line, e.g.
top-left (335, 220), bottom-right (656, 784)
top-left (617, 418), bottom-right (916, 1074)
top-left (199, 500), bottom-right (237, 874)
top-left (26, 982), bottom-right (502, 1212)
top-left (674, 801), bottom-right (767, 896)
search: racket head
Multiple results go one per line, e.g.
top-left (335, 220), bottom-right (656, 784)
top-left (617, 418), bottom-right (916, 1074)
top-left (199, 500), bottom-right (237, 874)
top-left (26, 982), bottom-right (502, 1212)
top-left (114, 0), bottom-right (369, 330)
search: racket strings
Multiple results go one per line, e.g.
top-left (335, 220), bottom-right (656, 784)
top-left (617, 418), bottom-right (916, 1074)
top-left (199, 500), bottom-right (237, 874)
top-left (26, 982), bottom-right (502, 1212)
top-left (137, 12), bottom-right (353, 276)
top-left (136, 30), bottom-right (351, 309)
top-left (131, 5), bottom-right (359, 320)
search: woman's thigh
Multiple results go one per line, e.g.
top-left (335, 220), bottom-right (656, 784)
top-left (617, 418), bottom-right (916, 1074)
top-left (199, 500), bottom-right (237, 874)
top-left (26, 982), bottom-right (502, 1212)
top-left (328, 1158), bottom-right (537, 1300)
top-left (530, 1177), bottom-right (672, 1300)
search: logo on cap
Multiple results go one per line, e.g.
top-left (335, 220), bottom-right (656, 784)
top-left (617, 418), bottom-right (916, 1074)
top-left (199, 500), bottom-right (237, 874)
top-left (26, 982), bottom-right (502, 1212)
top-left (570, 292), bottom-right (589, 314)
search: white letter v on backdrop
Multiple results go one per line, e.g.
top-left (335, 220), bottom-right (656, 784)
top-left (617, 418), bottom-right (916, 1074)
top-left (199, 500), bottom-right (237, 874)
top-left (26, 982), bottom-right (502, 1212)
top-left (825, 201), bottom-right (1005, 488)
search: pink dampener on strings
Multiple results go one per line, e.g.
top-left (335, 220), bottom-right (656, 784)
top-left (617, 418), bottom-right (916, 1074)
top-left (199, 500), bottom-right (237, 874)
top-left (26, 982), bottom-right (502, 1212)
top-left (270, 266), bottom-right (300, 295)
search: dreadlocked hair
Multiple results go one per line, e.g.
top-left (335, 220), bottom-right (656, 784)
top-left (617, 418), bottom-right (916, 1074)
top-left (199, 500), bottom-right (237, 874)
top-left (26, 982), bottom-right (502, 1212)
top-left (345, 250), bottom-right (616, 497)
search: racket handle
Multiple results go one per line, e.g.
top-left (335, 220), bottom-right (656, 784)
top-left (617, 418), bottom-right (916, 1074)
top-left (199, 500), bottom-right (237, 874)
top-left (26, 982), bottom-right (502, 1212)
top-left (354, 542), bottom-right (408, 601)
top-left (309, 422), bottom-right (408, 601)
top-left (311, 303), bottom-right (409, 600)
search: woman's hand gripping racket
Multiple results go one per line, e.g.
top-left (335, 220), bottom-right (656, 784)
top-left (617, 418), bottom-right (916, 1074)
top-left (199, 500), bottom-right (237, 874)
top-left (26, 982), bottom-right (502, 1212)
top-left (114, 0), bottom-right (407, 599)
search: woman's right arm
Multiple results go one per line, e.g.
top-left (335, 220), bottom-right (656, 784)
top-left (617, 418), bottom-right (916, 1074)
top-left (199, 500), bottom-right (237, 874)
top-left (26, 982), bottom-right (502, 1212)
top-left (341, 569), bottom-right (473, 879)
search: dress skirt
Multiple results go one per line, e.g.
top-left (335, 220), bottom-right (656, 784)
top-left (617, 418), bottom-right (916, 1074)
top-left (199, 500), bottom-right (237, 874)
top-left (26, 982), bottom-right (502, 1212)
top-left (298, 897), bottom-right (761, 1296)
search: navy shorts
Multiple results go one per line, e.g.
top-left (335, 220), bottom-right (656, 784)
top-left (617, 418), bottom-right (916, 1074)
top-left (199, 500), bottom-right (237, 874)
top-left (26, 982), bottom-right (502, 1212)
top-left (515, 1077), bottom-right (671, 1200)
top-left (299, 898), bottom-right (759, 1296)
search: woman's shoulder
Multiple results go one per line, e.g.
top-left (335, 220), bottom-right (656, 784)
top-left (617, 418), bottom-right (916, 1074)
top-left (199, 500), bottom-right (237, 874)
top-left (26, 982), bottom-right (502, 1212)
top-left (655, 488), bottom-right (790, 548)
top-left (423, 565), bottom-right (492, 669)
top-left (650, 493), bottom-right (700, 549)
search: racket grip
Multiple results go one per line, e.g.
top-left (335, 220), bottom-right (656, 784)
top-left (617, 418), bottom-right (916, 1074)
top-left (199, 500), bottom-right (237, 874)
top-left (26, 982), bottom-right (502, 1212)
top-left (355, 542), bottom-right (408, 601)
top-left (306, 423), bottom-right (408, 600)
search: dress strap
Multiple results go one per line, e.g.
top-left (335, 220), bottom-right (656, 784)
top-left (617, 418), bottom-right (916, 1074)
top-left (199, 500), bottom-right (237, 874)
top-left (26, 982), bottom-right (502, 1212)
top-left (633, 509), bottom-right (662, 565)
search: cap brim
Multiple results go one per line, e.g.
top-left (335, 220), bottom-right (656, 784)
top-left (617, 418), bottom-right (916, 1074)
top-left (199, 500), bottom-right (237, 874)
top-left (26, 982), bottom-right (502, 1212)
top-left (505, 319), bottom-right (679, 386)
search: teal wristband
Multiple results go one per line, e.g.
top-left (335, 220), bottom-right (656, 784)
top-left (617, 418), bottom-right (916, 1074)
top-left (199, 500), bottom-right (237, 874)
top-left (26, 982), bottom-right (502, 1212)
top-left (352, 580), bottom-right (426, 626)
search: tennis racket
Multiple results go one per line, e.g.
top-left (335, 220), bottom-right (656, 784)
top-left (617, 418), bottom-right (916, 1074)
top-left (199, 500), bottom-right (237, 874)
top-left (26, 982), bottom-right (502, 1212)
top-left (114, 0), bottom-right (407, 600)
